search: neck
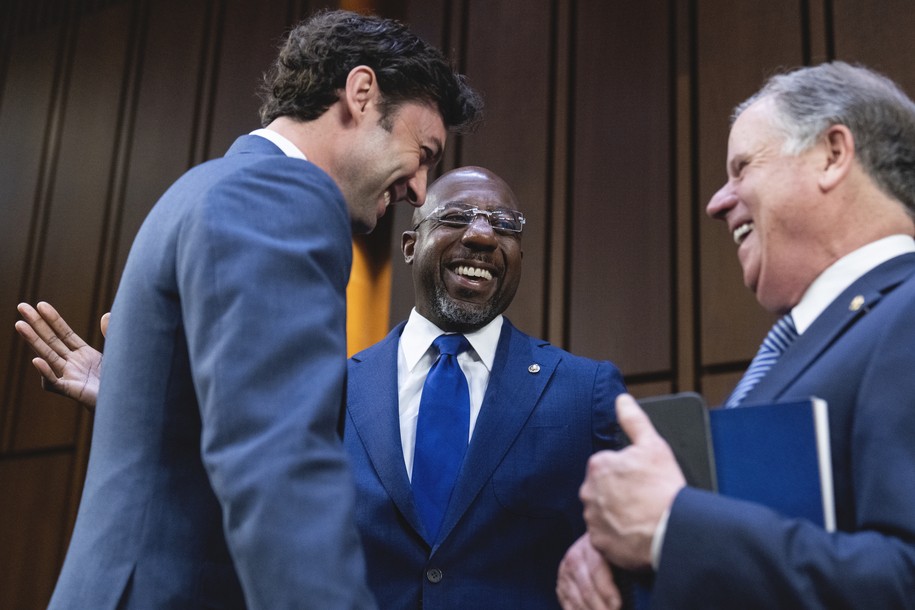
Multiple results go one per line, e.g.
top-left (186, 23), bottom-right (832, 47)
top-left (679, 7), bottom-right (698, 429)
top-left (824, 175), bottom-right (915, 258)
top-left (265, 113), bottom-right (342, 176)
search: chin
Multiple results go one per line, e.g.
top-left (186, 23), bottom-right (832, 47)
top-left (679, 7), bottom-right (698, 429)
top-left (352, 216), bottom-right (375, 235)
top-left (434, 289), bottom-right (496, 330)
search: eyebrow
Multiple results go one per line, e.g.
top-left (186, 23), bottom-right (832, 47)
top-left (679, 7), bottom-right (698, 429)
top-left (727, 154), bottom-right (747, 177)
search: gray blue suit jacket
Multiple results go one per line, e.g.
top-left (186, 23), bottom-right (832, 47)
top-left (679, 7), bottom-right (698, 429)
top-left (49, 135), bottom-right (374, 609)
top-left (345, 318), bottom-right (626, 609)
top-left (653, 253), bottom-right (915, 608)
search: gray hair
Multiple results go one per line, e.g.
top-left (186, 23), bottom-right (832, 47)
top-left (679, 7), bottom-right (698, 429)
top-left (734, 61), bottom-right (915, 215)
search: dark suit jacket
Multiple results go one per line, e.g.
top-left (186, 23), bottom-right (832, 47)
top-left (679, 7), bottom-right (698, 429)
top-left (49, 135), bottom-right (374, 609)
top-left (653, 253), bottom-right (915, 608)
top-left (346, 318), bottom-right (626, 609)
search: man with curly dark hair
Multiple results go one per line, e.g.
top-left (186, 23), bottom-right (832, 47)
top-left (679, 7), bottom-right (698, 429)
top-left (41, 10), bottom-right (481, 610)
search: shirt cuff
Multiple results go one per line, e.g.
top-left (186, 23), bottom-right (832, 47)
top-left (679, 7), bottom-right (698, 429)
top-left (650, 506), bottom-right (671, 571)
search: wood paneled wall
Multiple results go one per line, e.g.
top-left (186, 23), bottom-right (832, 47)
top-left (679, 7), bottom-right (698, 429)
top-left (2, 0), bottom-right (914, 607)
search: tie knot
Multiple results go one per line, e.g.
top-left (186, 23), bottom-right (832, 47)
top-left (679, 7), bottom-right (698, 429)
top-left (433, 333), bottom-right (470, 357)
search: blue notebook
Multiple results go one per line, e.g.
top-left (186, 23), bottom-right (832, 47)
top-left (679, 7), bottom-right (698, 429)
top-left (638, 392), bottom-right (835, 530)
top-left (709, 396), bottom-right (834, 530)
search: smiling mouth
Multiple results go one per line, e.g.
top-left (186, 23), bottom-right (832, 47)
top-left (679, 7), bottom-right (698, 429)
top-left (733, 222), bottom-right (754, 245)
top-left (383, 190), bottom-right (391, 206)
top-left (455, 265), bottom-right (493, 281)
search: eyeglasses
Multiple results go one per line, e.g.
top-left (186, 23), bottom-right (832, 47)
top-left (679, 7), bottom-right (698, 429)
top-left (413, 205), bottom-right (526, 235)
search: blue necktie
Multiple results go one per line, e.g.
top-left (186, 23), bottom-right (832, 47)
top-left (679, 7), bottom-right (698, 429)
top-left (412, 334), bottom-right (471, 542)
top-left (726, 314), bottom-right (798, 408)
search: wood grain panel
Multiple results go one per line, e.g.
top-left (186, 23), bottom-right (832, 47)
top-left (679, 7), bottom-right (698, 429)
top-left (0, 451), bottom-right (74, 609)
top-left (701, 370), bottom-right (744, 407)
top-left (831, 0), bottom-right (915, 93)
top-left (207, 0), bottom-right (293, 159)
top-left (11, 4), bottom-right (131, 451)
top-left (696, 0), bottom-right (803, 368)
top-left (627, 379), bottom-right (675, 401)
top-left (568, 0), bottom-right (673, 374)
top-left (456, 0), bottom-right (553, 337)
top-left (0, 25), bottom-right (64, 449)
top-left (110, 0), bottom-right (209, 287)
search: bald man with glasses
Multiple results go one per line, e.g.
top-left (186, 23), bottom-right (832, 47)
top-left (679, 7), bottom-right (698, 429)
top-left (345, 166), bottom-right (627, 609)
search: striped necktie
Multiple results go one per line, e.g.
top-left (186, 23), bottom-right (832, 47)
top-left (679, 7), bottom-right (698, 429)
top-left (725, 314), bottom-right (798, 408)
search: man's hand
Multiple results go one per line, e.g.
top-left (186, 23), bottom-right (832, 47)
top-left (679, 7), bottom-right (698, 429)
top-left (556, 532), bottom-right (621, 610)
top-left (15, 301), bottom-right (105, 410)
top-left (581, 394), bottom-right (686, 570)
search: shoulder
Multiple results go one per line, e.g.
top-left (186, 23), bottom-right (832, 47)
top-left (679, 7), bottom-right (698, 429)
top-left (183, 156), bottom-right (347, 240)
top-left (349, 323), bottom-right (406, 365)
top-left (502, 319), bottom-right (622, 376)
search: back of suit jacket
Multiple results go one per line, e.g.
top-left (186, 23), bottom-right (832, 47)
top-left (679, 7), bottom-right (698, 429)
top-left (346, 319), bottom-right (626, 609)
top-left (49, 136), bottom-right (373, 609)
top-left (653, 253), bottom-right (915, 608)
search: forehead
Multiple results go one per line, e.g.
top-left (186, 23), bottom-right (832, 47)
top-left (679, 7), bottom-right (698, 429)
top-left (427, 172), bottom-right (520, 212)
top-left (728, 97), bottom-right (784, 159)
top-left (394, 101), bottom-right (447, 146)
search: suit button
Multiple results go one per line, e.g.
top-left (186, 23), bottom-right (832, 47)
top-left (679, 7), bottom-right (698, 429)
top-left (426, 568), bottom-right (443, 583)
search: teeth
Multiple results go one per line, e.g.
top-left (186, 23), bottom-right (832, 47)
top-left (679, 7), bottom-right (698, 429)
top-left (733, 222), bottom-right (754, 245)
top-left (456, 265), bottom-right (492, 281)
top-left (383, 191), bottom-right (391, 206)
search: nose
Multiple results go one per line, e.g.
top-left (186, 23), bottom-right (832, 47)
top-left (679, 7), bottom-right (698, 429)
top-left (461, 214), bottom-right (498, 249)
top-left (706, 181), bottom-right (738, 220)
top-left (401, 168), bottom-right (429, 208)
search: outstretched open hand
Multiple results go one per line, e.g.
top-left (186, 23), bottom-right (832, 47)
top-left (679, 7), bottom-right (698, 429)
top-left (15, 302), bottom-right (105, 410)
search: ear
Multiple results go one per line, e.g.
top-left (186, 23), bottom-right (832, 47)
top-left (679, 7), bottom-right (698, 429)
top-left (342, 66), bottom-right (380, 125)
top-left (819, 124), bottom-right (856, 192)
top-left (402, 231), bottom-right (417, 264)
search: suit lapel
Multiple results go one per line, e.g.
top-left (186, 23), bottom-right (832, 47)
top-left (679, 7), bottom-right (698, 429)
top-left (435, 321), bottom-right (560, 546)
top-left (745, 253), bottom-right (915, 402)
top-left (347, 324), bottom-right (425, 535)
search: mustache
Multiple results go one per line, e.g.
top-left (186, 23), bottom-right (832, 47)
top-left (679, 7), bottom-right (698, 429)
top-left (448, 252), bottom-right (496, 266)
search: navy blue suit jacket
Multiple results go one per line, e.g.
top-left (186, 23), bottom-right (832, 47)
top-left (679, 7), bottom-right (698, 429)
top-left (654, 253), bottom-right (915, 608)
top-left (345, 318), bottom-right (626, 609)
top-left (50, 136), bottom-right (373, 609)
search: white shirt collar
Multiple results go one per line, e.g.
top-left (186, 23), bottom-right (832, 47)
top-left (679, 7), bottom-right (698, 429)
top-left (249, 128), bottom-right (307, 160)
top-left (791, 234), bottom-right (915, 333)
top-left (400, 308), bottom-right (503, 373)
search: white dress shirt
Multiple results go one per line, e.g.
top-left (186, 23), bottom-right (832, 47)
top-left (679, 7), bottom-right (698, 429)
top-left (397, 308), bottom-right (503, 479)
top-left (249, 128), bottom-right (307, 160)
top-left (651, 234), bottom-right (915, 570)
top-left (790, 234), bottom-right (915, 333)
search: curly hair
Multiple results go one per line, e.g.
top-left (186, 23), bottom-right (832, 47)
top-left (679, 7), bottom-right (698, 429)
top-left (259, 10), bottom-right (482, 133)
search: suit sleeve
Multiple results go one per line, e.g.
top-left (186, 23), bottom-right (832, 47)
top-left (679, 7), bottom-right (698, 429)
top-left (651, 296), bottom-right (915, 609)
top-left (176, 160), bottom-right (375, 609)
top-left (591, 360), bottom-right (627, 451)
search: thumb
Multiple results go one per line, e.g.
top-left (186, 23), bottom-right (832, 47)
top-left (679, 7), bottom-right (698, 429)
top-left (616, 393), bottom-right (659, 446)
top-left (100, 312), bottom-right (110, 338)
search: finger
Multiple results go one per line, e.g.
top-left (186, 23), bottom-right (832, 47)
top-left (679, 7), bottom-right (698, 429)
top-left (557, 558), bottom-right (586, 610)
top-left (15, 319), bottom-right (71, 378)
top-left (35, 360), bottom-right (69, 398)
top-left (32, 357), bottom-right (59, 381)
top-left (615, 393), bottom-right (660, 446)
top-left (590, 560), bottom-right (621, 610)
top-left (18, 303), bottom-right (72, 358)
top-left (15, 319), bottom-right (55, 360)
top-left (36, 301), bottom-right (88, 351)
top-left (100, 312), bottom-right (110, 338)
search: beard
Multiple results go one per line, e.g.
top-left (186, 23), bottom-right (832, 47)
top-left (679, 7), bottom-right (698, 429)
top-left (430, 282), bottom-right (501, 331)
